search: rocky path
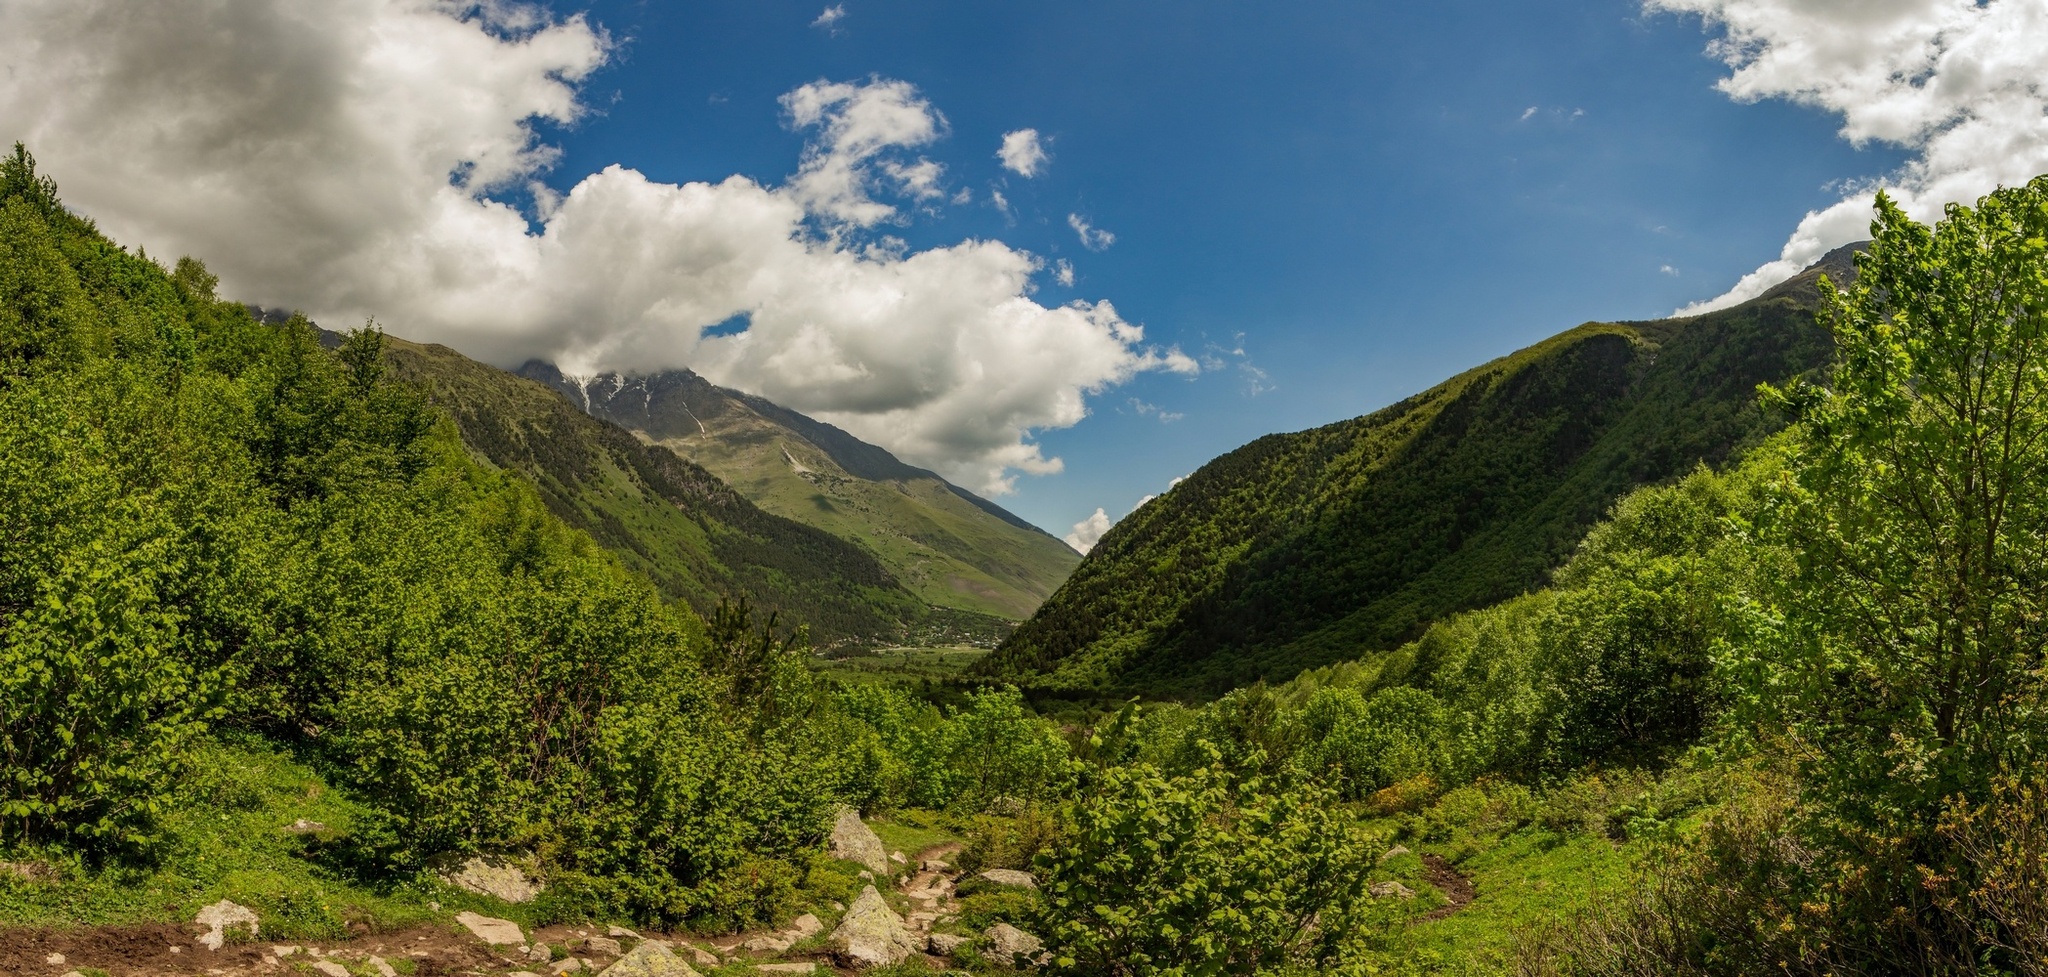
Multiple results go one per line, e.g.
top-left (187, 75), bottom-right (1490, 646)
top-left (0, 817), bottom-right (1050, 977)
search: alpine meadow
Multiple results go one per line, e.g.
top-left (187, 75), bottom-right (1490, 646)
top-left (10, 2), bottom-right (2048, 976)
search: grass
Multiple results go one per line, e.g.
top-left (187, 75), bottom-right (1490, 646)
top-left (0, 735), bottom-right (549, 938)
top-left (866, 811), bottom-right (966, 861)
top-left (1401, 828), bottom-right (1638, 973)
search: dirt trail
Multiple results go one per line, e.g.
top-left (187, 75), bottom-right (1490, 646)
top-left (1418, 853), bottom-right (1477, 921)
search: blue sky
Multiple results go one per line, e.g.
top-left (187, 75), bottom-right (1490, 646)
top-left (17, 0), bottom-right (2040, 545)
top-left (541, 0), bottom-right (1902, 536)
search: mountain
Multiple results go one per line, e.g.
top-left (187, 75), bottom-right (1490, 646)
top-left (516, 363), bottom-right (1082, 621)
top-left (979, 246), bottom-right (1861, 697)
top-left (377, 336), bottom-right (933, 644)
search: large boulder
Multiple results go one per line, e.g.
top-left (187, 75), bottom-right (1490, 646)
top-left (597, 942), bottom-right (702, 977)
top-left (983, 923), bottom-right (1045, 967)
top-left (976, 869), bottom-right (1038, 890)
top-left (830, 885), bottom-right (918, 969)
top-left (442, 855), bottom-right (542, 903)
top-left (828, 807), bottom-right (890, 876)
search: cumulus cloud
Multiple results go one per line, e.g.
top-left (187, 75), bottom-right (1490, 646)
top-left (1068, 212), bottom-right (1116, 251)
top-left (1064, 508), bottom-right (1113, 554)
top-left (0, 0), bottom-right (1195, 496)
top-left (1654, 0), bottom-right (2048, 314)
top-left (1053, 258), bottom-right (1075, 286)
top-left (997, 128), bottom-right (1049, 177)
top-left (811, 4), bottom-right (845, 32)
top-left (781, 77), bottom-right (946, 226)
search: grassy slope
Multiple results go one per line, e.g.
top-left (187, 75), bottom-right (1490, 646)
top-left (983, 249), bottom-right (1852, 697)
top-left (519, 364), bottom-right (1081, 621)
top-left (381, 337), bottom-right (925, 645)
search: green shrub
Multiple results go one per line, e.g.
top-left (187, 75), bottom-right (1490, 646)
top-left (1038, 762), bottom-right (1384, 976)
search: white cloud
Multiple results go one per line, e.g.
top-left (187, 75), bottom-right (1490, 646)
top-left (1064, 508), bottom-right (1113, 554)
top-left (997, 128), bottom-right (1050, 177)
top-left (1053, 258), bottom-right (1075, 286)
top-left (0, 0), bottom-right (1196, 496)
top-left (811, 4), bottom-right (845, 32)
top-left (1520, 106), bottom-right (1538, 121)
top-left (1129, 398), bottom-right (1183, 423)
top-left (1201, 333), bottom-right (1271, 396)
top-left (1068, 212), bottom-right (1116, 251)
top-left (1653, 0), bottom-right (2048, 314)
top-left (1660, 264), bottom-right (1679, 276)
top-left (780, 77), bottom-right (946, 227)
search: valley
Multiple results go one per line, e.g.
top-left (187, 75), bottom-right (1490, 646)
top-left (9, 139), bottom-right (2048, 977)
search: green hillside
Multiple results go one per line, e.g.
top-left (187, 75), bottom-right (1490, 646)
top-left (519, 363), bottom-right (1082, 621)
top-left (378, 337), bottom-right (927, 645)
top-left (981, 247), bottom-right (1855, 696)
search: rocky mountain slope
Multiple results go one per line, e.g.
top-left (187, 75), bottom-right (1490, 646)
top-left (518, 363), bottom-right (1081, 621)
top-left (979, 246), bottom-right (1860, 697)
top-left (379, 336), bottom-right (932, 645)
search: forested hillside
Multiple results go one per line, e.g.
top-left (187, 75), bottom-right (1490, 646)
top-left (520, 363), bottom-right (1081, 621)
top-left (984, 249), bottom-right (1853, 696)
top-left (380, 337), bottom-right (925, 644)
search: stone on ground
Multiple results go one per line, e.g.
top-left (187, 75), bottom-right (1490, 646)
top-left (442, 855), bottom-right (542, 903)
top-left (977, 869), bottom-right (1038, 889)
top-left (830, 884), bottom-right (918, 969)
top-left (194, 899), bottom-right (260, 951)
top-left (756, 965), bottom-right (817, 974)
top-left (927, 933), bottom-right (969, 956)
top-left (828, 806), bottom-right (890, 875)
top-left (585, 937), bottom-right (623, 956)
top-left (1369, 880), bottom-right (1416, 899)
top-left (786, 912), bottom-right (824, 939)
top-left (983, 923), bottom-right (1045, 967)
top-left (596, 941), bottom-right (702, 977)
top-left (455, 910), bottom-right (527, 946)
top-left (741, 935), bottom-right (791, 953)
top-left (368, 955), bottom-right (398, 977)
top-left (312, 962), bottom-right (351, 977)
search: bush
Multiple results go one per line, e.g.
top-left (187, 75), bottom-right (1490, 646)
top-left (1038, 761), bottom-right (1384, 976)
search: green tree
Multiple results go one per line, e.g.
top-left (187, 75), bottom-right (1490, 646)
top-left (1747, 181), bottom-right (2048, 962)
